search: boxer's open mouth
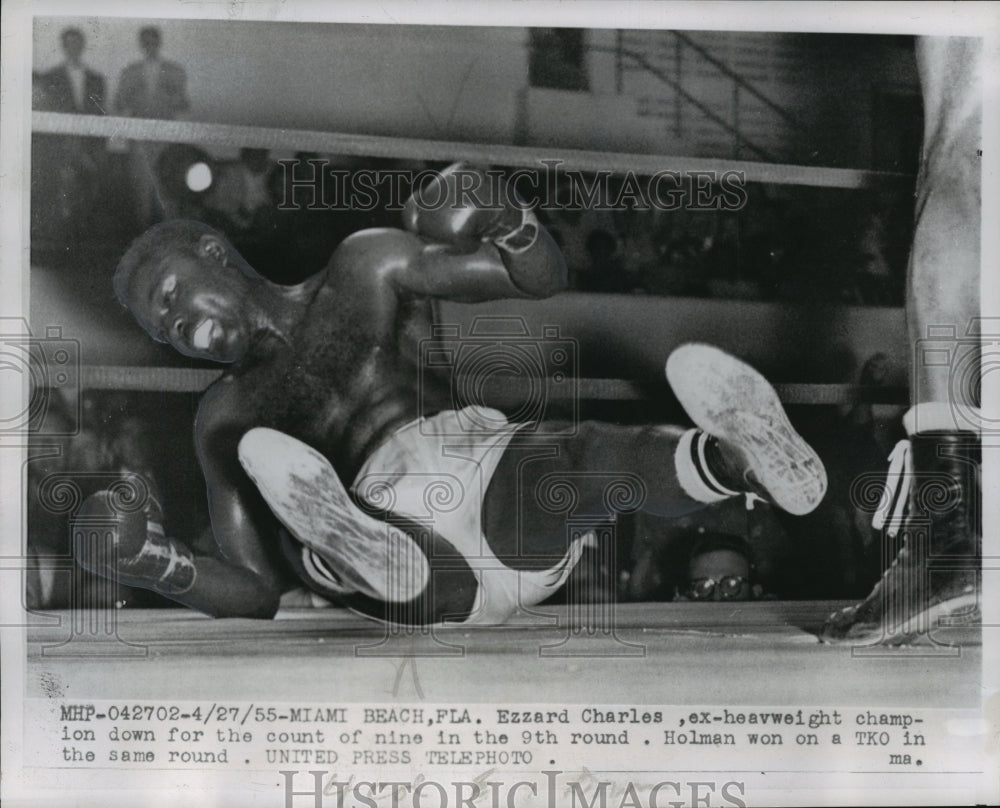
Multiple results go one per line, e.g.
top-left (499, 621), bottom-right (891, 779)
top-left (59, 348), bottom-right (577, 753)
top-left (192, 318), bottom-right (218, 351)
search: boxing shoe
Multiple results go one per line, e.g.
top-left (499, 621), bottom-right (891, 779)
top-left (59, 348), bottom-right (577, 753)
top-left (666, 343), bottom-right (827, 516)
top-left (237, 427), bottom-right (429, 604)
top-left (821, 430), bottom-right (980, 644)
top-left (73, 489), bottom-right (196, 594)
top-left (402, 162), bottom-right (538, 254)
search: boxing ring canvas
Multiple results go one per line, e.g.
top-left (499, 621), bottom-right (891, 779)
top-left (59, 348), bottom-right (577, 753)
top-left (2, 3), bottom-right (998, 808)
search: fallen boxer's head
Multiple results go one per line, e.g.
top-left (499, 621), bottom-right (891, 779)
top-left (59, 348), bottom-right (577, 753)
top-left (114, 220), bottom-right (269, 363)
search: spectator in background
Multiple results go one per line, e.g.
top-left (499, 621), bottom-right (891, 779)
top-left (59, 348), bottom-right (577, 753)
top-left (236, 148), bottom-right (278, 226)
top-left (108, 416), bottom-right (163, 497)
top-left (115, 26), bottom-right (190, 229)
top-left (115, 26), bottom-right (189, 119)
top-left (625, 501), bottom-right (792, 602)
top-left (660, 235), bottom-right (708, 296)
top-left (675, 533), bottom-right (764, 602)
top-left (197, 148), bottom-right (280, 238)
top-left (31, 28), bottom-right (108, 246)
top-left (615, 208), bottom-right (669, 295)
top-left (39, 28), bottom-right (106, 115)
top-left (840, 195), bottom-right (907, 307)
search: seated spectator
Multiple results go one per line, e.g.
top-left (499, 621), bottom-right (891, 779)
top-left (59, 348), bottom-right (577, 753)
top-left (675, 533), bottom-right (765, 602)
top-left (625, 497), bottom-right (791, 602)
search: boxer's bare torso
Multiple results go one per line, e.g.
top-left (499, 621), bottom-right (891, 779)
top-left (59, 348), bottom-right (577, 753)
top-left (124, 197), bottom-right (564, 615)
top-left (204, 232), bottom-right (444, 483)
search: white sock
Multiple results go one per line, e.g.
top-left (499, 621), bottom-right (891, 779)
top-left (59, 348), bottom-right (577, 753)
top-left (674, 428), bottom-right (740, 504)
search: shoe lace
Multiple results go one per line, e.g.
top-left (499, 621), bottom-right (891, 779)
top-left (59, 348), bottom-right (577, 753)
top-left (872, 439), bottom-right (911, 538)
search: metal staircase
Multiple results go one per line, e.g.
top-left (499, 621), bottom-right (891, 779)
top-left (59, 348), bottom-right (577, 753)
top-left (592, 31), bottom-right (815, 164)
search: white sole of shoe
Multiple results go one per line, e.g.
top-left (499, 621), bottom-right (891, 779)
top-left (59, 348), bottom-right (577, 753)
top-left (237, 427), bottom-right (429, 603)
top-left (666, 343), bottom-right (827, 516)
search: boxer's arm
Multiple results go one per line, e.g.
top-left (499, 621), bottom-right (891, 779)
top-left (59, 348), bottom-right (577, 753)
top-left (75, 383), bottom-right (285, 618)
top-left (187, 383), bottom-right (286, 618)
top-left (72, 470), bottom-right (281, 619)
top-left (332, 163), bottom-right (567, 301)
top-left (331, 227), bottom-right (565, 303)
top-left (409, 225), bottom-right (567, 301)
top-left (71, 382), bottom-right (281, 617)
top-left (403, 164), bottom-right (566, 299)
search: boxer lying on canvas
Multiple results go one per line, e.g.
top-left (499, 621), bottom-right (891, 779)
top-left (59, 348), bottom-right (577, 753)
top-left (76, 163), bottom-right (827, 625)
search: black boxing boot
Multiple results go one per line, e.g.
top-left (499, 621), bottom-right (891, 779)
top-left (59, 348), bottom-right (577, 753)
top-left (821, 430), bottom-right (981, 644)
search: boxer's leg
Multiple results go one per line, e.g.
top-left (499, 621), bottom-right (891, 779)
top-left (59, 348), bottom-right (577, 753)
top-left (482, 420), bottom-right (690, 569)
top-left (907, 36), bottom-right (981, 409)
top-left (239, 427), bottom-right (482, 624)
top-left (822, 37), bottom-right (983, 644)
top-left (277, 527), bottom-right (479, 626)
top-left (821, 431), bottom-right (980, 643)
top-left (237, 427), bottom-right (430, 604)
top-left (483, 344), bottom-right (827, 567)
top-left (666, 343), bottom-right (827, 516)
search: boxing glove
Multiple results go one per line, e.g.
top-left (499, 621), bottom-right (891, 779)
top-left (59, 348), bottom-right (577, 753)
top-left (73, 490), bottom-right (196, 595)
top-left (402, 163), bottom-right (539, 254)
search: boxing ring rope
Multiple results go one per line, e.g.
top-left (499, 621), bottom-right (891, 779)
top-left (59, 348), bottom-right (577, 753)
top-left (34, 111), bottom-right (911, 406)
top-left (75, 366), bottom-right (907, 405)
top-left (33, 111), bottom-right (909, 190)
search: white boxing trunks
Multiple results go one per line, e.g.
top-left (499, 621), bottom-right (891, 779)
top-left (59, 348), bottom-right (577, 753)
top-left (346, 406), bottom-right (593, 625)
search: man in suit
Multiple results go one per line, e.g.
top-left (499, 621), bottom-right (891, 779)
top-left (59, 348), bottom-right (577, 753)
top-left (39, 27), bottom-right (106, 115)
top-left (32, 28), bottom-right (107, 242)
top-left (115, 26), bottom-right (191, 228)
top-left (114, 26), bottom-right (189, 120)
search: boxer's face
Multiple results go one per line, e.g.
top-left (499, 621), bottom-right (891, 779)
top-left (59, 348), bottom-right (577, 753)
top-left (134, 240), bottom-right (254, 362)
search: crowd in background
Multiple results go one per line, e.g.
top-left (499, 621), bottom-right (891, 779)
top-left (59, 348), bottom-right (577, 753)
top-left (31, 25), bottom-right (912, 306)
top-left (537, 181), bottom-right (912, 306)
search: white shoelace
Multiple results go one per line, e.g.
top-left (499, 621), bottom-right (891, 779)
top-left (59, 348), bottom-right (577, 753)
top-left (872, 439), bottom-right (912, 537)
